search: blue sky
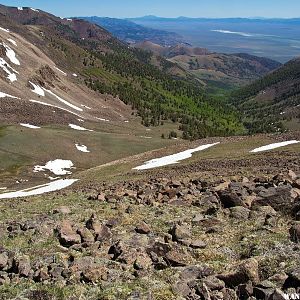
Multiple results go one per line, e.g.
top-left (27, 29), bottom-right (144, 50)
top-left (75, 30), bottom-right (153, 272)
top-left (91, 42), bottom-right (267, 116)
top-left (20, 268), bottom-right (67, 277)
top-left (1, 0), bottom-right (300, 18)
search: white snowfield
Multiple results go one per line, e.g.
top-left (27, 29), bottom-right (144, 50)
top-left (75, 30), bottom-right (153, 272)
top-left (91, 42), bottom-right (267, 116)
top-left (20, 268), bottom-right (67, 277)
top-left (20, 123), bottom-right (41, 129)
top-left (34, 159), bottom-right (74, 175)
top-left (0, 91), bottom-right (19, 99)
top-left (29, 81), bottom-right (45, 96)
top-left (133, 142), bottom-right (220, 170)
top-left (250, 140), bottom-right (300, 153)
top-left (0, 179), bottom-right (78, 199)
top-left (69, 124), bottom-right (93, 131)
top-left (0, 57), bottom-right (18, 82)
top-left (29, 99), bottom-right (83, 118)
top-left (75, 144), bottom-right (90, 153)
top-left (30, 8), bottom-right (39, 12)
top-left (72, 73), bottom-right (78, 77)
top-left (43, 88), bottom-right (83, 112)
top-left (18, 7), bottom-right (23, 10)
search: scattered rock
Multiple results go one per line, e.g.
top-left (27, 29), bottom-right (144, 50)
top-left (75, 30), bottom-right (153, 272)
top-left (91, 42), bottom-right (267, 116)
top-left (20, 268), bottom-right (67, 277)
top-left (82, 265), bottom-right (108, 283)
top-left (170, 224), bottom-right (191, 244)
top-left (218, 258), bottom-right (259, 288)
top-left (135, 222), bottom-right (151, 234)
top-left (77, 227), bottom-right (94, 243)
top-left (13, 255), bottom-right (31, 277)
top-left (189, 240), bottom-right (207, 249)
top-left (53, 206), bottom-right (71, 214)
top-left (56, 220), bottom-right (81, 247)
top-left (0, 252), bottom-right (8, 270)
top-left (289, 223), bottom-right (300, 243)
top-left (230, 206), bottom-right (250, 220)
top-left (217, 190), bottom-right (246, 208)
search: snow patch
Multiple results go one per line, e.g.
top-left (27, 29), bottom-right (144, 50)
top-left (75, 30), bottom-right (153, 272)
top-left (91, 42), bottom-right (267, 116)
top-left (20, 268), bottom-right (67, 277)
top-left (7, 38), bottom-right (17, 46)
top-left (30, 8), bottom-right (39, 12)
top-left (0, 58), bottom-right (18, 82)
top-left (20, 123), bottom-right (41, 129)
top-left (69, 124), bottom-right (93, 132)
top-left (75, 144), bottom-right (90, 153)
top-left (0, 27), bottom-right (9, 33)
top-left (34, 159), bottom-right (74, 175)
top-left (49, 176), bottom-right (60, 181)
top-left (81, 104), bottom-right (92, 110)
top-left (77, 119), bottom-right (84, 122)
top-left (2, 43), bottom-right (20, 65)
top-left (29, 81), bottom-right (45, 96)
top-left (17, 7), bottom-right (23, 10)
top-left (43, 88), bottom-right (83, 111)
top-left (54, 66), bottom-right (67, 76)
top-left (96, 117), bottom-right (110, 122)
top-left (29, 99), bottom-right (83, 118)
top-left (72, 73), bottom-right (78, 77)
top-left (0, 91), bottom-right (19, 99)
top-left (250, 140), bottom-right (300, 153)
top-left (134, 142), bottom-right (220, 170)
top-left (0, 179), bottom-right (78, 199)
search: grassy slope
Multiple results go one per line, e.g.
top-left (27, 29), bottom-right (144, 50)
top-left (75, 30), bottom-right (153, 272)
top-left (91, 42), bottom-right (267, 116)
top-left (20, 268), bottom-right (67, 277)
top-left (0, 120), bottom-right (179, 189)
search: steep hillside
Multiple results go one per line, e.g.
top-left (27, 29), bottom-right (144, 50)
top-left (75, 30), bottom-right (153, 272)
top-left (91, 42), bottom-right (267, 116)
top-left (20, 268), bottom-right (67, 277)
top-left (79, 16), bottom-right (184, 46)
top-left (230, 57), bottom-right (300, 133)
top-left (0, 5), bottom-right (246, 190)
top-left (0, 6), bottom-right (245, 139)
top-left (134, 41), bottom-right (281, 89)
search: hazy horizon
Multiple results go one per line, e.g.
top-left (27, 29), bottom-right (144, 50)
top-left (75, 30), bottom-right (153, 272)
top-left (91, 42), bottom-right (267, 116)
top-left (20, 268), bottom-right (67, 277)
top-left (1, 0), bottom-right (300, 18)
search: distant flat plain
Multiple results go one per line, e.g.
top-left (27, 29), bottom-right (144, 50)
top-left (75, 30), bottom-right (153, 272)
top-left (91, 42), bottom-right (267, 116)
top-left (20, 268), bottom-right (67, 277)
top-left (130, 17), bottom-right (300, 62)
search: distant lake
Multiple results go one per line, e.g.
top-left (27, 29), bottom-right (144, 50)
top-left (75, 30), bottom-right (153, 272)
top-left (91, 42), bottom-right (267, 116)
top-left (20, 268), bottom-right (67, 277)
top-left (130, 18), bottom-right (300, 63)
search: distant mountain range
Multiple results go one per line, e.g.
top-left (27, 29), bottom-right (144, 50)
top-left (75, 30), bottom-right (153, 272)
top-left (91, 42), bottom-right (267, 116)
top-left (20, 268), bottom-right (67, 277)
top-left (77, 16), bottom-right (184, 46)
top-left (129, 16), bottom-right (300, 24)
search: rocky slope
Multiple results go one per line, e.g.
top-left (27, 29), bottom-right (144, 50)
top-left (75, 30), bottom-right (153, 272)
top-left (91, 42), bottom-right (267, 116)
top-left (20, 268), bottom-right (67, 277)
top-left (0, 150), bottom-right (299, 299)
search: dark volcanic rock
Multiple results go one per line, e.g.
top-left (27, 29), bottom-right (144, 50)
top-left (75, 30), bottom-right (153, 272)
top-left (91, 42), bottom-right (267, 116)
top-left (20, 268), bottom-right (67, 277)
top-left (253, 185), bottom-right (295, 215)
top-left (217, 190), bottom-right (246, 208)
